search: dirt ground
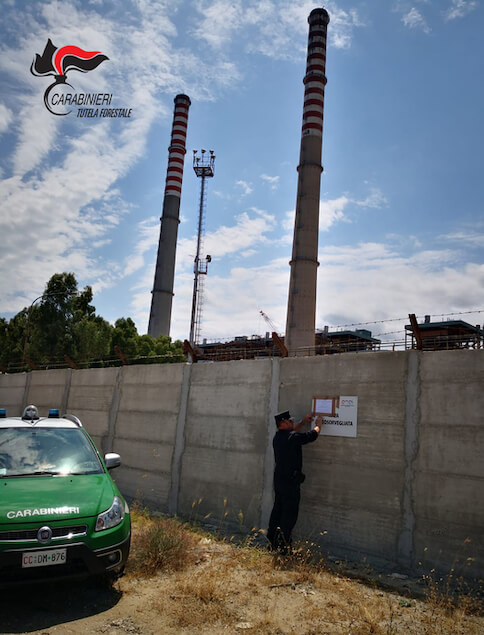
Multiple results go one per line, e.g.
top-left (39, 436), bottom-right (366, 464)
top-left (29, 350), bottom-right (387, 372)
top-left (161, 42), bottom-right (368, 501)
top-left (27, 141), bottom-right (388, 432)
top-left (1, 536), bottom-right (483, 635)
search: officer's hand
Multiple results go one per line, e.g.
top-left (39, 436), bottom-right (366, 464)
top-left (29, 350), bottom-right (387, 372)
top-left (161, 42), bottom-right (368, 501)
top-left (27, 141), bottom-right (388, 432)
top-left (314, 415), bottom-right (323, 434)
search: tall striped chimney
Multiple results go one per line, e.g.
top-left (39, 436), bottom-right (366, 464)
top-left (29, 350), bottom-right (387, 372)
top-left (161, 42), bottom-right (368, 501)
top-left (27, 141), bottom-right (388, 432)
top-left (285, 8), bottom-right (329, 355)
top-left (148, 94), bottom-right (191, 337)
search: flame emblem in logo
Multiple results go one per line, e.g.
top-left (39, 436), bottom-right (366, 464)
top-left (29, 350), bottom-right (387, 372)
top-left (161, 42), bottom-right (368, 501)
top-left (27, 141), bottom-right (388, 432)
top-left (31, 39), bottom-right (109, 115)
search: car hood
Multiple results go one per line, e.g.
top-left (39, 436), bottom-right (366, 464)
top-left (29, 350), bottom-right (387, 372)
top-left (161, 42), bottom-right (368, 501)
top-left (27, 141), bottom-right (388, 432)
top-left (0, 474), bottom-right (117, 524)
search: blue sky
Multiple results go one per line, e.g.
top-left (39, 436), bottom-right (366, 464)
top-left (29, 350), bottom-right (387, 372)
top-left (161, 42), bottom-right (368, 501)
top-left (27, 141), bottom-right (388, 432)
top-left (0, 0), bottom-right (482, 346)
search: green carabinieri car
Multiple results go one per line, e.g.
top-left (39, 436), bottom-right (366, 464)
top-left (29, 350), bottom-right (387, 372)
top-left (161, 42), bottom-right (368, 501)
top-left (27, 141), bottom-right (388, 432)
top-left (0, 405), bottom-right (130, 585)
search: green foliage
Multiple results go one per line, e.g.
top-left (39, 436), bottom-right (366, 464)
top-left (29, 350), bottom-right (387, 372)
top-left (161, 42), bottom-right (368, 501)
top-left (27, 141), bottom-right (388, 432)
top-left (1, 272), bottom-right (186, 372)
top-left (112, 317), bottom-right (139, 357)
top-left (30, 273), bottom-right (96, 362)
top-left (0, 318), bottom-right (8, 370)
top-left (73, 315), bottom-right (112, 361)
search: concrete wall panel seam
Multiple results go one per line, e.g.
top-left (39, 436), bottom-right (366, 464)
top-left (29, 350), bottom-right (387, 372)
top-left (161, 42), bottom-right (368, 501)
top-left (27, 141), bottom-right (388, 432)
top-left (105, 367), bottom-right (123, 455)
top-left (61, 369), bottom-right (72, 415)
top-left (22, 372), bottom-right (32, 410)
top-left (259, 358), bottom-right (280, 532)
top-left (169, 363), bottom-right (192, 515)
top-left (397, 350), bottom-right (420, 571)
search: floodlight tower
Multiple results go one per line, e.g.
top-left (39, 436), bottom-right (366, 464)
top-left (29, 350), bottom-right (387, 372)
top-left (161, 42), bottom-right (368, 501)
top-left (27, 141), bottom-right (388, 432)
top-left (189, 149), bottom-right (215, 346)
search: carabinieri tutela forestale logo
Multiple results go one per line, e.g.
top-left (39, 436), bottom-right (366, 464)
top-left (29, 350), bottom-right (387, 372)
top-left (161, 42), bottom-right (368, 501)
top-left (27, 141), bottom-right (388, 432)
top-left (31, 38), bottom-right (132, 118)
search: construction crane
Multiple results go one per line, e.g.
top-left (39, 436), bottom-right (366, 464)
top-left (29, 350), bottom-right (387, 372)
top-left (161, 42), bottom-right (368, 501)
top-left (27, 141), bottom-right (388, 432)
top-left (260, 310), bottom-right (278, 333)
top-left (259, 310), bottom-right (288, 357)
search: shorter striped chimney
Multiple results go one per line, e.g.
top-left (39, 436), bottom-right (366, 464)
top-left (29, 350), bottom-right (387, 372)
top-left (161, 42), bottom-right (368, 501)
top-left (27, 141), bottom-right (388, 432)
top-left (148, 94), bottom-right (191, 338)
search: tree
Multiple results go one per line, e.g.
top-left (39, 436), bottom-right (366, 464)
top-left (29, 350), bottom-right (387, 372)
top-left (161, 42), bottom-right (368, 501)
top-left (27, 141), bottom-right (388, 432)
top-left (16, 272), bottom-right (104, 368)
top-left (111, 320), bottom-right (186, 364)
top-left (31, 273), bottom-right (95, 362)
top-left (0, 318), bottom-right (8, 370)
top-left (72, 315), bottom-right (112, 363)
top-left (2, 273), bottom-right (186, 371)
top-left (153, 335), bottom-right (185, 363)
top-left (111, 318), bottom-right (139, 358)
top-left (4, 310), bottom-right (29, 371)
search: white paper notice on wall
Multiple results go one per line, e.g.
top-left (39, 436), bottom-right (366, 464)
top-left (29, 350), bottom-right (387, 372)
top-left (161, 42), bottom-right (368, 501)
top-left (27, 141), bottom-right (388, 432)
top-left (312, 396), bottom-right (358, 438)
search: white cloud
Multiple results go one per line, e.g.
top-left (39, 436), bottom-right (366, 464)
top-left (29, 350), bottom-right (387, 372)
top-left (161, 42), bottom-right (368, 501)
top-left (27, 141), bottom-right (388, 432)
top-left (283, 188), bottom-right (387, 234)
top-left (260, 173), bottom-right (279, 189)
top-left (169, 257), bottom-right (291, 342)
top-left (402, 7), bottom-right (431, 33)
top-left (319, 196), bottom-right (350, 231)
top-left (192, 0), bottom-right (364, 59)
top-left (123, 217), bottom-right (158, 277)
top-left (236, 180), bottom-right (253, 196)
top-left (174, 208), bottom-right (276, 269)
top-left (0, 104), bottom-right (13, 134)
top-left (103, 202), bottom-right (277, 312)
top-left (439, 230), bottom-right (484, 248)
top-left (283, 195), bottom-right (350, 233)
top-left (241, 249), bottom-right (257, 258)
top-left (444, 0), bottom-right (478, 20)
top-left (140, 234), bottom-right (484, 342)
top-left (0, 0), bottom-right (243, 314)
top-left (316, 243), bottom-right (484, 336)
top-left (190, 0), bottom-right (243, 49)
top-left (325, 2), bottom-right (367, 50)
top-left (354, 187), bottom-right (388, 209)
top-left (130, 207), bottom-right (279, 336)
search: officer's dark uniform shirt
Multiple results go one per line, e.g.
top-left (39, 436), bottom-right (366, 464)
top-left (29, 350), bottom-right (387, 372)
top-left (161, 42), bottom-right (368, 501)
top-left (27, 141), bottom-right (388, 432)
top-left (273, 428), bottom-right (318, 485)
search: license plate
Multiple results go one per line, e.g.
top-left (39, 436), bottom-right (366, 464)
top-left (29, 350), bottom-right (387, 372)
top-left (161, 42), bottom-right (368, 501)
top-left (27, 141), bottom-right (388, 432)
top-left (22, 549), bottom-right (67, 568)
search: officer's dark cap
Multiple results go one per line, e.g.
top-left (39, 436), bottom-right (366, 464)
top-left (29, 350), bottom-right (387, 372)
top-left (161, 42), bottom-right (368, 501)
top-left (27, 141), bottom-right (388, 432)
top-left (275, 411), bottom-right (291, 426)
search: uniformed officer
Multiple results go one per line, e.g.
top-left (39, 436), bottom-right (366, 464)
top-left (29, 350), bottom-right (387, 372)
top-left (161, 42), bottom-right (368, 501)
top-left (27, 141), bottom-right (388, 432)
top-left (267, 410), bottom-right (321, 552)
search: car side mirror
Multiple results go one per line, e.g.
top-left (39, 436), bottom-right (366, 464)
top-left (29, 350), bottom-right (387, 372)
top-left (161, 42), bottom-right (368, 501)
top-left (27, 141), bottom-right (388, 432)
top-left (104, 452), bottom-right (121, 470)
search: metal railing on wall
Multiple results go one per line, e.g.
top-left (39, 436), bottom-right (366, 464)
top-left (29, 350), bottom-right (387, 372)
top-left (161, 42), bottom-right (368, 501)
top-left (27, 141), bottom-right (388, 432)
top-left (0, 351), bottom-right (186, 374)
top-left (1, 333), bottom-right (482, 374)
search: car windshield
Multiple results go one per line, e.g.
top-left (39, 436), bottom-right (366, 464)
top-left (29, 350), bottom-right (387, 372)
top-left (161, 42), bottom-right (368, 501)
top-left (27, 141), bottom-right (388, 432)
top-left (0, 427), bottom-right (103, 477)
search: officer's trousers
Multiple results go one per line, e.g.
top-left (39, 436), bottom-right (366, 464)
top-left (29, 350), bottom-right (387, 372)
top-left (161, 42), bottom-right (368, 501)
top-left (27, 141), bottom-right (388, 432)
top-left (267, 482), bottom-right (301, 552)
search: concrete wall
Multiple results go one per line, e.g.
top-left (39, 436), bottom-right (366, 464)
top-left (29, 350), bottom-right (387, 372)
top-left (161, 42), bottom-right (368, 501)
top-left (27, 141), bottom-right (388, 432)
top-left (178, 360), bottom-right (273, 528)
top-left (278, 353), bottom-right (408, 571)
top-left (413, 352), bottom-right (484, 580)
top-left (113, 363), bottom-right (185, 512)
top-left (1, 349), bottom-right (482, 581)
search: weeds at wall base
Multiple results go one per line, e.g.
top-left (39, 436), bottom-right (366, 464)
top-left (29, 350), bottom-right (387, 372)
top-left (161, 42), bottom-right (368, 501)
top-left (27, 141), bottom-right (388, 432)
top-left (126, 498), bottom-right (483, 635)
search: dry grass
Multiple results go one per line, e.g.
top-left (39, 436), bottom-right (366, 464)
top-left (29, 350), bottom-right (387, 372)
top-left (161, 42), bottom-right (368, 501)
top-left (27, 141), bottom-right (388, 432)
top-left (126, 503), bottom-right (200, 575)
top-left (123, 509), bottom-right (484, 634)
